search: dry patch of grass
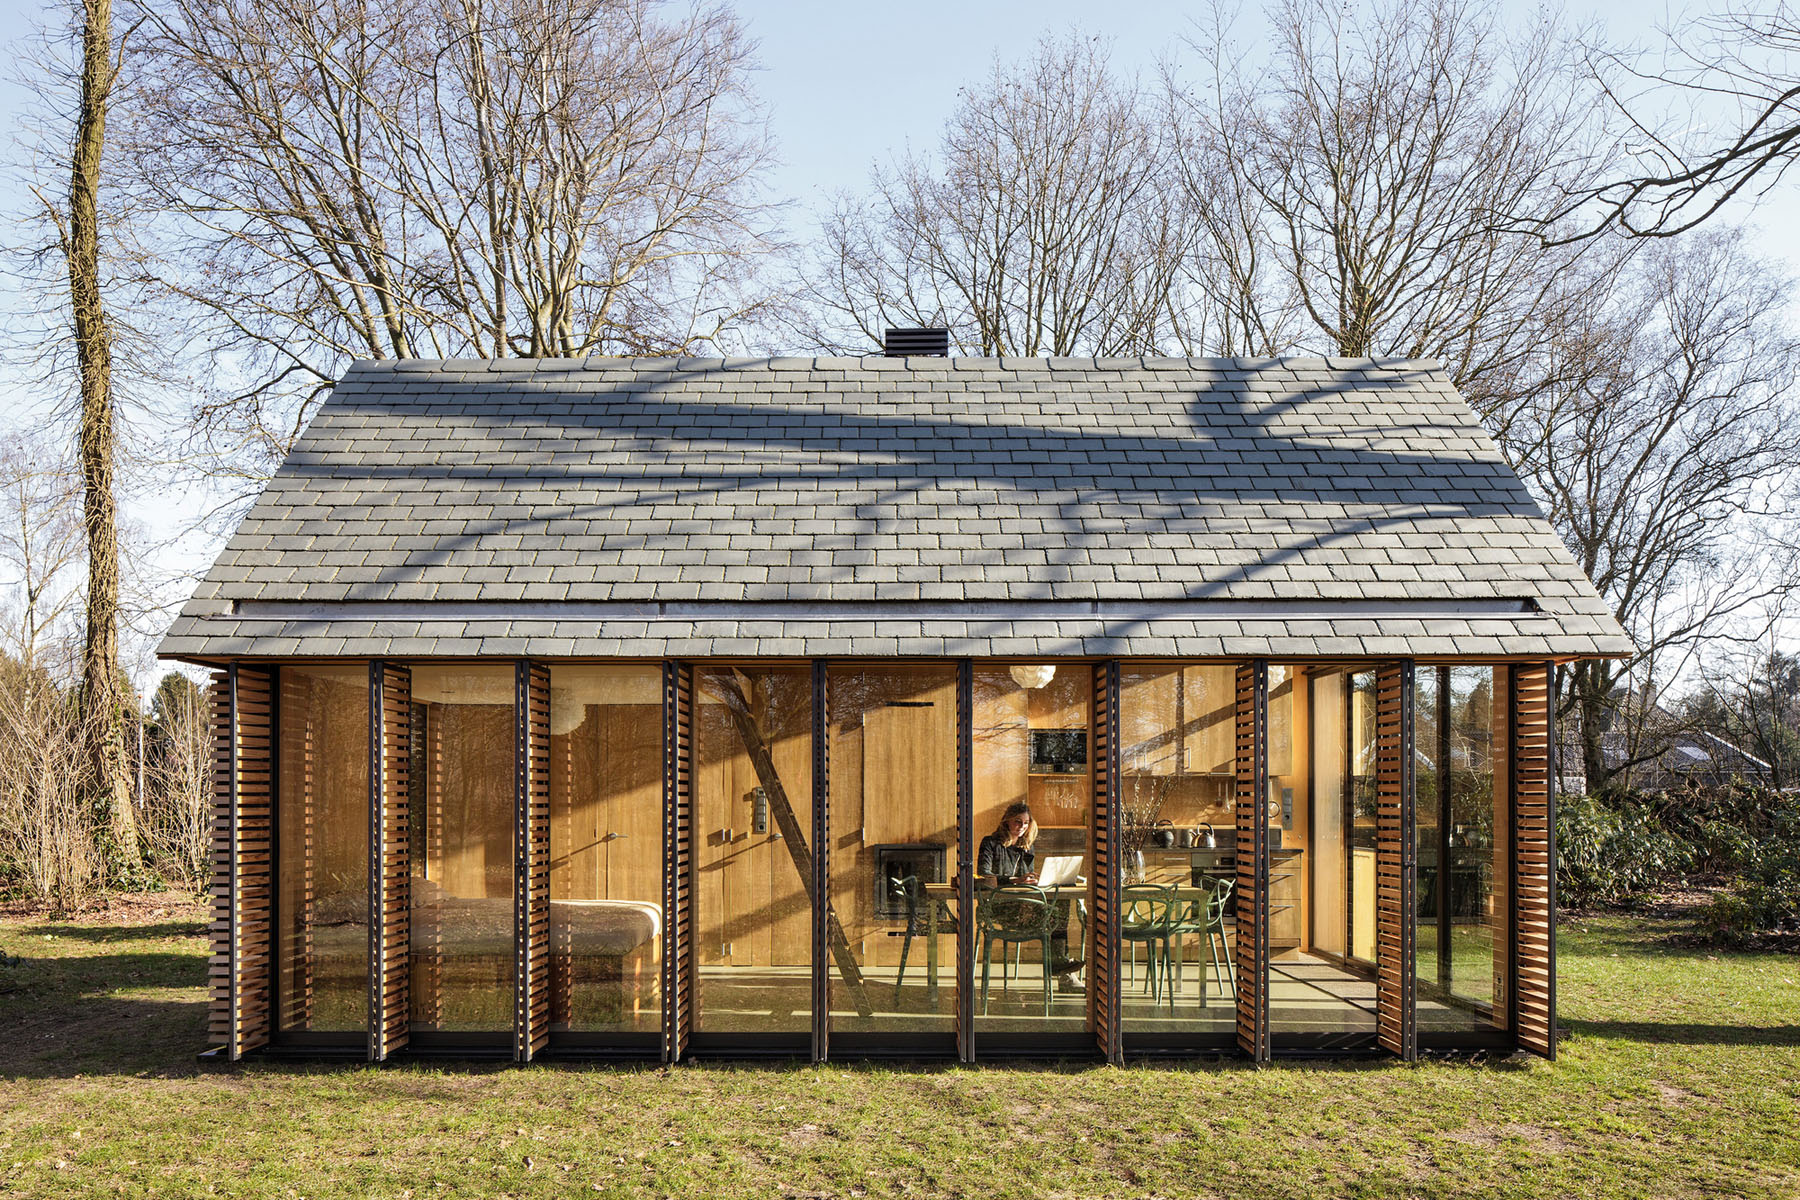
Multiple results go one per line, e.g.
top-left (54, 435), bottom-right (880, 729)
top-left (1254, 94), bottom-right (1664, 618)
top-left (0, 900), bottom-right (1796, 1199)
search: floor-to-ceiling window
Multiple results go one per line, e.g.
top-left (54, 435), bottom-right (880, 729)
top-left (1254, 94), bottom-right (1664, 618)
top-left (826, 664), bottom-right (959, 1046)
top-left (1267, 663), bottom-right (1373, 1041)
top-left (971, 663), bottom-right (1092, 1039)
top-left (274, 665), bottom-right (369, 1040)
top-left (1117, 663), bottom-right (1237, 1041)
top-left (408, 665), bottom-right (516, 1040)
top-left (546, 664), bottom-right (664, 1045)
top-left (691, 666), bottom-right (814, 1038)
top-left (1433, 665), bottom-right (1510, 1032)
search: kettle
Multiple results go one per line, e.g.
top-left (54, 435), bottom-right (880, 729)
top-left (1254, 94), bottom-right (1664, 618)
top-left (1150, 821), bottom-right (1177, 849)
top-left (1200, 824), bottom-right (1218, 849)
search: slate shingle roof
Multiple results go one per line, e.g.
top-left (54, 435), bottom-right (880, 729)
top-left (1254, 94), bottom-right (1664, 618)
top-left (157, 356), bottom-right (1633, 662)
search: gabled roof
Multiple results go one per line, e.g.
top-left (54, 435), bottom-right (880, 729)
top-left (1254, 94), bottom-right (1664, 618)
top-left (158, 356), bottom-right (1633, 662)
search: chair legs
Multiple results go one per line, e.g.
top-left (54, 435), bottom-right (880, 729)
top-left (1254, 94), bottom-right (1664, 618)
top-left (981, 935), bottom-right (1056, 1016)
top-left (980, 935), bottom-right (993, 1014)
top-left (894, 925), bottom-right (915, 1006)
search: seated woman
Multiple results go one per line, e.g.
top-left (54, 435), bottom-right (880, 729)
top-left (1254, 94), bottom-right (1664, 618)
top-left (977, 801), bottom-right (1040, 886)
top-left (976, 802), bottom-right (1083, 991)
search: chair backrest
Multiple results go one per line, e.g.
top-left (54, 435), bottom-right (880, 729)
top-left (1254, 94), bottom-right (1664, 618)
top-left (1121, 883), bottom-right (1175, 930)
top-left (1206, 877), bottom-right (1235, 926)
top-left (977, 885), bottom-right (1053, 937)
top-left (889, 873), bottom-right (919, 903)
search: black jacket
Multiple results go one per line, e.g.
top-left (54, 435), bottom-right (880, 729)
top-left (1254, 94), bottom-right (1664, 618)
top-left (977, 833), bottom-right (1035, 883)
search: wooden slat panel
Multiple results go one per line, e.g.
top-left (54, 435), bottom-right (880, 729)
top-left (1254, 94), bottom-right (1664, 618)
top-left (368, 662), bottom-right (412, 1062)
top-left (276, 668), bottom-right (315, 1031)
top-left (1088, 661), bottom-right (1122, 1063)
top-left (1374, 661), bottom-right (1417, 1060)
top-left (1234, 661), bottom-right (1269, 1062)
top-left (208, 665), bottom-right (276, 1060)
top-left (515, 661), bottom-right (552, 1061)
top-left (662, 662), bottom-right (695, 1063)
top-left (208, 671), bottom-right (231, 1047)
top-left (1512, 661), bottom-right (1556, 1059)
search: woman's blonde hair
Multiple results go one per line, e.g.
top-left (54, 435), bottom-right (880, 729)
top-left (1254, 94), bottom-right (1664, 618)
top-left (995, 801), bottom-right (1037, 848)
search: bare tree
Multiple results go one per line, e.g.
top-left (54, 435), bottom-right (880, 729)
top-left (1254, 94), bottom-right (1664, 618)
top-left (49, 0), bottom-right (141, 863)
top-left (802, 33), bottom-right (1194, 356)
top-left (1560, 6), bottom-right (1800, 239)
top-left (138, 670), bottom-right (209, 893)
top-left (1171, 0), bottom-right (1624, 416)
top-left (1509, 231), bottom-right (1800, 792)
top-left (125, 0), bottom-right (782, 476)
top-left (0, 654), bottom-right (99, 908)
top-left (0, 436), bottom-right (85, 667)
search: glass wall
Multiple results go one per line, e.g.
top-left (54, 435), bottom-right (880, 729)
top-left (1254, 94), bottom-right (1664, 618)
top-left (409, 665), bottom-right (516, 1037)
top-left (1415, 666), bottom-right (1442, 1002)
top-left (275, 665), bottom-right (369, 1037)
top-left (1117, 664), bottom-right (1237, 1038)
top-left (1434, 666), bottom-right (1509, 1031)
top-left (827, 665), bottom-right (959, 1039)
top-left (1267, 664), bottom-right (1365, 1038)
top-left (971, 664), bottom-right (1091, 1035)
top-left (691, 666), bottom-right (814, 1035)
top-left (258, 655), bottom-right (1523, 1055)
top-left (547, 665), bottom-right (664, 1039)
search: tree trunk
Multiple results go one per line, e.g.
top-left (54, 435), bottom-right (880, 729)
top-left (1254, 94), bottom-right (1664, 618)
top-left (69, 0), bottom-right (138, 866)
top-left (1574, 662), bottom-right (1614, 796)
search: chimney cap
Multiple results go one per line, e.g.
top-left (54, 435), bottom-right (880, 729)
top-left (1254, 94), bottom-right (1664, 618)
top-left (884, 327), bottom-right (950, 357)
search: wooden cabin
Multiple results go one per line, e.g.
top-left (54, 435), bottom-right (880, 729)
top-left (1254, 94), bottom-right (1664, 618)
top-left (162, 349), bottom-right (1629, 1063)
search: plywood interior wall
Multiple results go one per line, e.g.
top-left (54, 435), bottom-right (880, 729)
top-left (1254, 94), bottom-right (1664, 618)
top-left (691, 669), bottom-right (815, 969)
top-left (1308, 671), bottom-right (1347, 959)
top-left (832, 666), bottom-right (958, 968)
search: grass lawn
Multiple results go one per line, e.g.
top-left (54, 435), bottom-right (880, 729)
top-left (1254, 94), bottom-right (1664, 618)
top-left (0, 898), bottom-right (1795, 1199)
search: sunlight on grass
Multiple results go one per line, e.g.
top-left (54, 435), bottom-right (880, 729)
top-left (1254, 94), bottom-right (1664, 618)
top-left (1, 906), bottom-right (1795, 1199)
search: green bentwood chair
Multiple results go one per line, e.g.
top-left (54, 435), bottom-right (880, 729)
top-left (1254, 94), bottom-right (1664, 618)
top-left (1120, 883), bottom-right (1178, 1006)
top-left (1168, 877), bottom-right (1236, 1005)
top-left (977, 885), bottom-right (1061, 1016)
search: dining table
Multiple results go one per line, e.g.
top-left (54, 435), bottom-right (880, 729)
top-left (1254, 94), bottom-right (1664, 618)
top-left (912, 878), bottom-right (1229, 1004)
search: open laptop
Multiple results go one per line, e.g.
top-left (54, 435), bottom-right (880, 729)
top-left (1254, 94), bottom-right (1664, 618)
top-left (1034, 854), bottom-right (1084, 888)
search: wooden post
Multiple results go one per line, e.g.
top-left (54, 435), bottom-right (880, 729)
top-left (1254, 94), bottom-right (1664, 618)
top-left (367, 662), bottom-right (412, 1062)
top-left (1374, 660), bottom-right (1417, 1061)
top-left (662, 663), bottom-right (694, 1064)
top-left (1089, 660), bottom-right (1123, 1064)
top-left (515, 661), bottom-right (551, 1062)
top-left (1511, 662), bottom-right (1556, 1058)
top-left (209, 664), bottom-right (274, 1061)
top-left (1235, 660), bottom-right (1270, 1063)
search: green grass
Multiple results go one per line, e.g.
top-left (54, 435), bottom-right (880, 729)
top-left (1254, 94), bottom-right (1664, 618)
top-left (1, 903), bottom-right (1796, 1199)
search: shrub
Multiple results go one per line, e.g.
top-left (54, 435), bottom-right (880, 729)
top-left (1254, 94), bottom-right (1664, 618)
top-left (1557, 791), bottom-right (1693, 907)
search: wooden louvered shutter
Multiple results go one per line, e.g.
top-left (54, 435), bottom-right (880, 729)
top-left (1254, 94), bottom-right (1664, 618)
top-left (276, 668), bottom-right (315, 1032)
top-left (368, 662), bottom-right (412, 1061)
top-left (662, 662), bottom-right (695, 1063)
top-left (1234, 661), bottom-right (1269, 1062)
top-left (515, 661), bottom-right (552, 1061)
top-left (209, 664), bottom-right (274, 1060)
top-left (1511, 662), bottom-right (1557, 1058)
top-left (956, 660), bottom-right (977, 1063)
top-left (1374, 661), bottom-right (1417, 1060)
top-left (1088, 661), bottom-right (1122, 1064)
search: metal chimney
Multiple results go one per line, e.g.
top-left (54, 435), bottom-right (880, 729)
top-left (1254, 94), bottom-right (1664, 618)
top-left (884, 327), bottom-right (950, 357)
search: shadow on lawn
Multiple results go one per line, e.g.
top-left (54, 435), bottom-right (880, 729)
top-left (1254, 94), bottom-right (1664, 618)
top-left (1568, 1019), bottom-right (1800, 1047)
top-left (0, 948), bottom-right (210, 1080)
top-left (23, 921), bottom-right (211, 943)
